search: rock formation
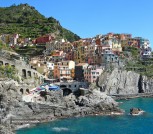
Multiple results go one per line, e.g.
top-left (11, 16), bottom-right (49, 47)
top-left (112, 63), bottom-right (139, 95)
top-left (97, 68), bottom-right (153, 95)
top-left (130, 108), bottom-right (144, 115)
top-left (0, 78), bottom-right (122, 133)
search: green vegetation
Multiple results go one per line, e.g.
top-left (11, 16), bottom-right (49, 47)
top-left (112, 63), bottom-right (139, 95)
top-left (0, 65), bottom-right (19, 81)
top-left (124, 47), bottom-right (153, 77)
top-left (15, 45), bottom-right (45, 56)
top-left (0, 4), bottom-right (80, 42)
top-left (0, 41), bottom-right (13, 51)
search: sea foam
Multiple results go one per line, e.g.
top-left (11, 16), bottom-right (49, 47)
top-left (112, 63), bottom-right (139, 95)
top-left (52, 127), bottom-right (69, 132)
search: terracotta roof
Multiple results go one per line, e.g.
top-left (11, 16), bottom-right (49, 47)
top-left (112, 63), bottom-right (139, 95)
top-left (52, 54), bottom-right (60, 56)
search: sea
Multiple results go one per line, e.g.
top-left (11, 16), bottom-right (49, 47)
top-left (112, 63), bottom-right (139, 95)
top-left (16, 98), bottom-right (153, 134)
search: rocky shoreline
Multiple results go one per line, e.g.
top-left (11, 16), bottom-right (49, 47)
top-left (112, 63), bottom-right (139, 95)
top-left (0, 79), bottom-right (123, 134)
top-left (2, 68), bottom-right (153, 133)
top-left (111, 93), bottom-right (153, 100)
top-left (14, 110), bottom-right (124, 131)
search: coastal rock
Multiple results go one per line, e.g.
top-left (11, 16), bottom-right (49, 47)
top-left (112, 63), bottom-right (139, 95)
top-left (98, 68), bottom-right (153, 95)
top-left (46, 90), bottom-right (64, 104)
top-left (130, 108), bottom-right (144, 115)
top-left (0, 79), bottom-right (33, 133)
top-left (0, 125), bottom-right (14, 134)
top-left (0, 79), bottom-right (122, 134)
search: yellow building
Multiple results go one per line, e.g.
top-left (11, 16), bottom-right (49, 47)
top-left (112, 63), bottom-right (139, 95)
top-left (73, 40), bottom-right (86, 63)
top-left (54, 60), bottom-right (75, 80)
top-left (112, 39), bottom-right (122, 52)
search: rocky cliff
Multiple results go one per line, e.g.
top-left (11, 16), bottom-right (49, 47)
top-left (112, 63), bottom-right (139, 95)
top-left (97, 68), bottom-right (153, 95)
top-left (0, 78), bottom-right (122, 134)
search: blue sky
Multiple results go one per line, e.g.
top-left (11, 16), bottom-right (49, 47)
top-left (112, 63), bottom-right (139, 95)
top-left (0, 0), bottom-right (153, 47)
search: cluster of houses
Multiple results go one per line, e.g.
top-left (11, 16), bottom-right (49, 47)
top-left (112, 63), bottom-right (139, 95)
top-left (41, 33), bottom-right (151, 83)
top-left (0, 33), bottom-right (152, 85)
top-left (0, 34), bottom-right (32, 47)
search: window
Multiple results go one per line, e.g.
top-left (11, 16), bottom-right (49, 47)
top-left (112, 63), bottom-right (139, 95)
top-left (96, 72), bottom-right (99, 74)
top-left (69, 85), bottom-right (71, 88)
top-left (74, 85), bottom-right (76, 87)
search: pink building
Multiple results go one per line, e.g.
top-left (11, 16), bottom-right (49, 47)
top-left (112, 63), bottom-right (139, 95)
top-left (84, 65), bottom-right (104, 83)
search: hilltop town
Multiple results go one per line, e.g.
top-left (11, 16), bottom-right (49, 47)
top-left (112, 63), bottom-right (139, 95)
top-left (0, 31), bottom-right (153, 100)
top-left (0, 32), bottom-right (152, 81)
top-left (1, 4), bottom-right (153, 134)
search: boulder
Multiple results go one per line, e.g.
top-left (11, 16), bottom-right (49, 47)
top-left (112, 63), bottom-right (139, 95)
top-left (130, 108), bottom-right (143, 115)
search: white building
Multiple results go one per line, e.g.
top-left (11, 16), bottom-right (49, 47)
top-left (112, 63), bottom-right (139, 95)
top-left (46, 62), bottom-right (54, 70)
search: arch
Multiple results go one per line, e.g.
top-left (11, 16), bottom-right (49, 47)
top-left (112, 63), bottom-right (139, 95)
top-left (26, 89), bottom-right (30, 94)
top-left (11, 65), bottom-right (15, 68)
top-left (61, 88), bottom-right (72, 96)
top-left (5, 63), bottom-right (9, 66)
top-left (20, 88), bottom-right (24, 94)
top-left (22, 69), bottom-right (26, 78)
top-left (0, 61), bottom-right (3, 66)
top-left (27, 71), bottom-right (31, 77)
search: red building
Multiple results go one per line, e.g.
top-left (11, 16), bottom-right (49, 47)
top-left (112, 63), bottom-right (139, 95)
top-left (35, 35), bottom-right (54, 44)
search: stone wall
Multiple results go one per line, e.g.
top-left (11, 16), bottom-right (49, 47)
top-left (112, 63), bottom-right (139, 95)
top-left (0, 56), bottom-right (44, 85)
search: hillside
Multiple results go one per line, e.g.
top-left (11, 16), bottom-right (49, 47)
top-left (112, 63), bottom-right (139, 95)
top-left (0, 4), bottom-right (80, 42)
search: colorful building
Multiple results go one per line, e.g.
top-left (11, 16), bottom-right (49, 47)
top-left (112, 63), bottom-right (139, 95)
top-left (84, 65), bottom-right (104, 83)
top-left (101, 49), bottom-right (119, 64)
top-left (54, 61), bottom-right (75, 81)
top-left (50, 50), bottom-right (65, 62)
top-left (35, 35), bottom-right (54, 44)
top-left (112, 38), bottom-right (122, 53)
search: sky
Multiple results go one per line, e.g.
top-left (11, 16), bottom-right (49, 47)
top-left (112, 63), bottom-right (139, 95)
top-left (0, 0), bottom-right (153, 47)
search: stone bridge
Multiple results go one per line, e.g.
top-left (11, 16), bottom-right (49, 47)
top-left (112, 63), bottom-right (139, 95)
top-left (0, 57), bottom-right (45, 84)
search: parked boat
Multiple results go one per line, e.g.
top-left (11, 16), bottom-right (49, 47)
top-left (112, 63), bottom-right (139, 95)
top-left (49, 85), bottom-right (60, 91)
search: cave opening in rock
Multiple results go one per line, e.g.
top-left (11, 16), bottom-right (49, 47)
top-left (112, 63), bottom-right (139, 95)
top-left (138, 75), bottom-right (144, 93)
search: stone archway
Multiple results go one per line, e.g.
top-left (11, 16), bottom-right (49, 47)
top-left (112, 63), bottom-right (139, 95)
top-left (26, 89), bottom-right (30, 94)
top-left (0, 61), bottom-right (3, 66)
top-left (22, 69), bottom-right (26, 78)
top-left (62, 88), bottom-right (72, 96)
top-left (20, 88), bottom-right (24, 94)
top-left (5, 63), bottom-right (9, 66)
top-left (27, 71), bottom-right (31, 77)
top-left (11, 65), bottom-right (15, 68)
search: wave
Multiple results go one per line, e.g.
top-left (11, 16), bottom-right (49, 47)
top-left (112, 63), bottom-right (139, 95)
top-left (52, 127), bottom-right (69, 132)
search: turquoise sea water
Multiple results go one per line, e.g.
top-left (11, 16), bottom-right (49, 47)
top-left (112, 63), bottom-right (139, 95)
top-left (17, 98), bottom-right (153, 134)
